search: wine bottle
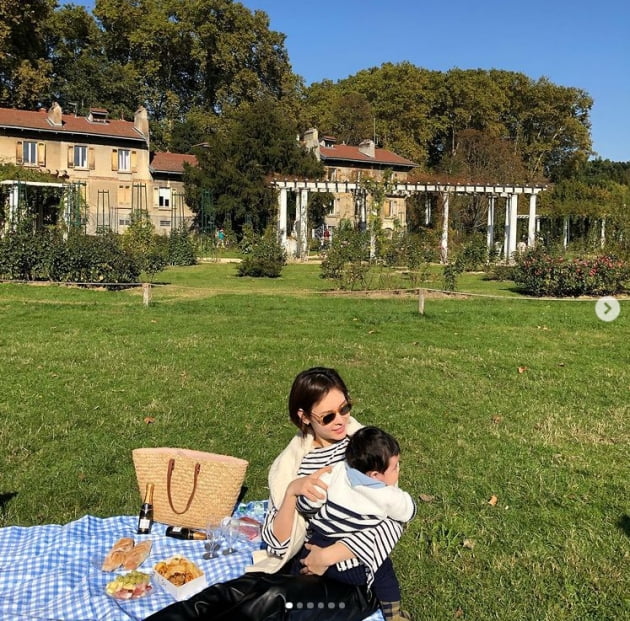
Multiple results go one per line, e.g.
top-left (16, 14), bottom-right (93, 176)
top-left (136, 483), bottom-right (154, 534)
top-left (165, 526), bottom-right (206, 540)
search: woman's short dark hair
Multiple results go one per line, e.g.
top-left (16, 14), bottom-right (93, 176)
top-left (345, 426), bottom-right (400, 474)
top-left (288, 367), bottom-right (350, 433)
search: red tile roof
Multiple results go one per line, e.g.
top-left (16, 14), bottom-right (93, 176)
top-left (0, 106), bottom-right (146, 141)
top-left (320, 143), bottom-right (417, 168)
top-left (150, 152), bottom-right (197, 173)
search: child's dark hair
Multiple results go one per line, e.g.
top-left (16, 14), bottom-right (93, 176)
top-left (345, 426), bottom-right (400, 474)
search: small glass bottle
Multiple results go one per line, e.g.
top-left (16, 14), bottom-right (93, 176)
top-left (165, 526), bottom-right (206, 540)
top-left (136, 483), bottom-right (154, 534)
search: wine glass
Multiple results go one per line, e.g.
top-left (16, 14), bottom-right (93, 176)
top-left (203, 519), bottom-right (222, 559)
top-left (221, 517), bottom-right (239, 555)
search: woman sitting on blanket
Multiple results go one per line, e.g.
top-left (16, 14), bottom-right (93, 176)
top-left (249, 367), bottom-right (412, 621)
top-left (147, 367), bottom-right (404, 621)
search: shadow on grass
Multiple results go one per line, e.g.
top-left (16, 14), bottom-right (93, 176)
top-left (0, 492), bottom-right (17, 516)
top-left (617, 514), bottom-right (630, 537)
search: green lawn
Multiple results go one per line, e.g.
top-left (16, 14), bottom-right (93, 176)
top-left (0, 264), bottom-right (627, 619)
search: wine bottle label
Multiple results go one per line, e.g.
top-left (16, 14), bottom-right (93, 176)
top-left (138, 518), bottom-right (151, 530)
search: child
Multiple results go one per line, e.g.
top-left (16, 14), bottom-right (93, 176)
top-left (295, 426), bottom-right (416, 621)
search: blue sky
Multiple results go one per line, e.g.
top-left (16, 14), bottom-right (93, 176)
top-left (70, 0), bottom-right (629, 162)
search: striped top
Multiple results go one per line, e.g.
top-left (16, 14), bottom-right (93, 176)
top-left (296, 462), bottom-right (415, 585)
top-left (261, 438), bottom-right (350, 557)
top-left (262, 437), bottom-right (406, 582)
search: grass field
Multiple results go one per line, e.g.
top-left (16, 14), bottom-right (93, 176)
top-left (0, 263), bottom-right (628, 619)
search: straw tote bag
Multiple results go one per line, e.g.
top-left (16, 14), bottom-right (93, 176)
top-left (132, 447), bottom-right (249, 529)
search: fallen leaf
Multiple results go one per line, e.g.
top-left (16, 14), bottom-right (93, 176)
top-left (150, 319), bottom-right (158, 323)
top-left (488, 495), bottom-right (498, 506)
top-left (454, 607), bottom-right (464, 618)
top-left (462, 539), bottom-right (475, 549)
top-left (143, 416), bottom-right (156, 424)
top-left (558, 362), bottom-right (565, 367)
top-left (367, 330), bottom-right (376, 334)
top-left (518, 366), bottom-right (528, 374)
top-left (418, 493), bottom-right (435, 503)
top-left (491, 415), bottom-right (503, 424)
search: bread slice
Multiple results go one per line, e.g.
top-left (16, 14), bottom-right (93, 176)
top-left (122, 540), bottom-right (153, 570)
top-left (102, 537), bottom-right (135, 571)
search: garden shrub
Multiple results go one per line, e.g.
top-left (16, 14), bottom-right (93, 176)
top-left (168, 226), bottom-right (197, 266)
top-left (0, 225), bottom-right (142, 284)
top-left (457, 235), bottom-right (489, 271)
top-left (484, 264), bottom-right (518, 282)
top-left (49, 232), bottom-right (141, 284)
top-left (320, 220), bottom-right (370, 288)
top-left (237, 228), bottom-right (286, 278)
top-left (238, 222), bottom-right (257, 255)
top-left (442, 260), bottom-right (464, 291)
top-left (514, 247), bottom-right (630, 296)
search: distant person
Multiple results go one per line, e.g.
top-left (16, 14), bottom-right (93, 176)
top-left (216, 228), bottom-right (226, 248)
top-left (294, 426), bottom-right (416, 621)
top-left (517, 238), bottom-right (527, 255)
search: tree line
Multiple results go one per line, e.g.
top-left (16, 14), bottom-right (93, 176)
top-left (1, 0), bottom-right (628, 235)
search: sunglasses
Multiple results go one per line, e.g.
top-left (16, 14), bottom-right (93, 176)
top-left (309, 402), bottom-right (352, 426)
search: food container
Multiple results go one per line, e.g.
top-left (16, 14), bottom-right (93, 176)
top-left (153, 571), bottom-right (207, 601)
top-left (235, 516), bottom-right (262, 543)
top-left (153, 556), bottom-right (207, 602)
top-left (105, 570), bottom-right (153, 600)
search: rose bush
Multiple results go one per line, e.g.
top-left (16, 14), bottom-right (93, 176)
top-left (514, 248), bottom-right (630, 296)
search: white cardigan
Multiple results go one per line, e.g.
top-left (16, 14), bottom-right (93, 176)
top-left (246, 416), bottom-right (363, 574)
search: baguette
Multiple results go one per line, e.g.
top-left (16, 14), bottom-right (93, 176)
top-left (102, 537), bottom-right (134, 571)
top-left (122, 540), bottom-right (153, 570)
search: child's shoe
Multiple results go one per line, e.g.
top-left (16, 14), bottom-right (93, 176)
top-left (381, 601), bottom-right (414, 621)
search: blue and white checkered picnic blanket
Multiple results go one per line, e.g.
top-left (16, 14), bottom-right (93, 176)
top-left (0, 502), bottom-right (383, 621)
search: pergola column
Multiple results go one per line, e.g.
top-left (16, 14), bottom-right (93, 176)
top-left (528, 193), bottom-right (537, 247)
top-left (424, 194), bottom-right (432, 226)
top-left (503, 194), bottom-right (518, 262)
top-left (295, 189), bottom-right (309, 259)
top-left (277, 188), bottom-right (288, 246)
top-left (8, 183), bottom-right (19, 225)
top-left (600, 218), bottom-right (606, 249)
top-left (487, 195), bottom-right (495, 252)
top-left (440, 192), bottom-right (449, 264)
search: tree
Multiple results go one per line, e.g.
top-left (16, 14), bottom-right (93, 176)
top-left (0, 0), bottom-right (55, 107)
top-left (46, 5), bottom-right (113, 114)
top-left (89, 0), bottom-right (298, 148)
top-left (184, 97), bottom-right (324, 234)
top-left (436, 129), bottom-right (529, 234)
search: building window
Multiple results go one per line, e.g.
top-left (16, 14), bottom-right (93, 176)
top-left (385, 200), bottom-right (396, 218)
top-left (74, 145), bottom-right (87, 168)
top-left (159, 220), bottom-right (171, 227)
top-left (23, 141), bottom-right (38, 165)
top-left (158, 187), bottom-right (171, 208)
top-left (118, 149), bottom-right (131, 171)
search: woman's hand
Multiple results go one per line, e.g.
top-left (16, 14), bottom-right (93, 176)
top-left (299, 543), bottom-right (330, 576)
top-left (287, 466), bottom-right (331, 502)
top-left (300, 541), bottom-right (356, 575)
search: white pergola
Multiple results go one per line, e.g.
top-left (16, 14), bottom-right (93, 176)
top-left (272, 180), bottom-right (546, 262)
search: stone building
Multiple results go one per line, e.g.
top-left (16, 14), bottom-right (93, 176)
top-left (303, 128), bottom-right (417, 233)
top-left (0, 103), bottom-right (195, 233)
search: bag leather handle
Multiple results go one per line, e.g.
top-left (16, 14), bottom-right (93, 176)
top-left (166, 458), bottom-right (201, 515)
